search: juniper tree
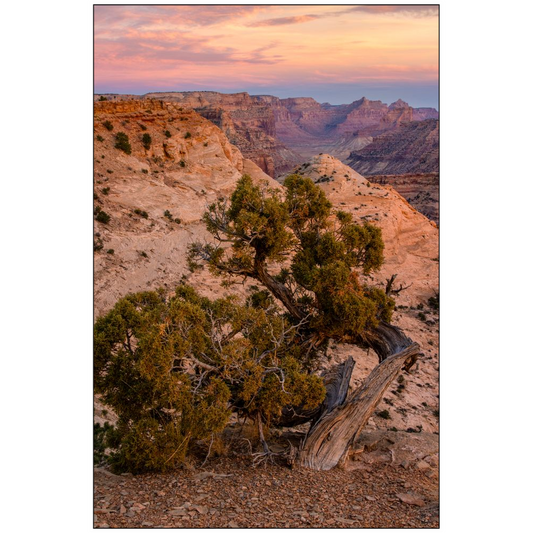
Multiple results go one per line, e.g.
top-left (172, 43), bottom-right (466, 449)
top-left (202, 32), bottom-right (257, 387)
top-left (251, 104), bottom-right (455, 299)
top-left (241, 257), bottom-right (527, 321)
top-left (188, 174), bottom-right (420, 469)
top-left (94, 286), bottom-right (325, 473)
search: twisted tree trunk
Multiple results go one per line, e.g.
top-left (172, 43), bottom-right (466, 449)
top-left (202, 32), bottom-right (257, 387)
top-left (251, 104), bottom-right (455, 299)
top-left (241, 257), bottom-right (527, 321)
top-left (296, 324), bottom-right (420, 470)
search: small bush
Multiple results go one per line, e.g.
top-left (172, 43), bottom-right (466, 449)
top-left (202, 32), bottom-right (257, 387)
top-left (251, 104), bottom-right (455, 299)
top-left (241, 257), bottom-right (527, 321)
top-left (377, 409), bottom-right (391, 420)
top-left (139, 123), bottom-right (147, 131)
top-left (174, 218), bottom-right (182, 224)
top-left (96, 135), bottom-right (104, 142)
top-left (140, 251), bottom-right (148, 258)
top-left (95, 210), bottom-right (111, 224)
top-left (418, 312), bottom-right (427, 322)
top-left (98, 96), bottom-right (108, 101)
top-left (94, 238), bottom-right (103, 252)
top-left (94, 422), bottom-right (112, 464)
top-left (164, 210), bottom-right (173, 220)
top-left (164, 130), bottom-right (171, 138)
top-left (115, 132), bottom-right (132, 155)
top-left (107, 249), bottom-right (115, 255)
top-left (179, 160), bottom-right (186, 168)
top-left (141, 168), bottom-right (148, 174)
top-left (134, 209), bottom-right (148, 219)
top-left (428, 293), bottom-right (439, 311)
top-left (106, 169), bottom-right (113, 174)
top-left (102, 187), bottom-right (110, 196)
top-left (103, 120), bottom-right (113, 131)
top-left (142, 133), bottom-right (152, 150)
top-left (184, 132), bottom-right (192, 139)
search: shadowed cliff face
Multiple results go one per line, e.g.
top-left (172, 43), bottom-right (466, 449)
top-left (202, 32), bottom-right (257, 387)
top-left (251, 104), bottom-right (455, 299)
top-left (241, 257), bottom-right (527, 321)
top-left (346, 120), bottom-right (439, 176)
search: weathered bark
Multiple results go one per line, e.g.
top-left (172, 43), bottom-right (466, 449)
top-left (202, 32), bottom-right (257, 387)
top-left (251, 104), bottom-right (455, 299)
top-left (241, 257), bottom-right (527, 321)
top-left (297, 342), bottom-right (420, 470)
top-left (359, 320), bottom-right (416, 364)
top-left (253, 258), bottom-right (306, 321)
top-left (275, 357), bottom-right (355, 427)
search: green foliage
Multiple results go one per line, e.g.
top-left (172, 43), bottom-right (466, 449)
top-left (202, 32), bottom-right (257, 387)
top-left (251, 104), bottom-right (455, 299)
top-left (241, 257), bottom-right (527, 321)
top-left (102, 187), bottom-right (110, 196)
top-left (141, 168), bottom-right (148, 174)
top-left (107, 249), bottom-right (114, 255)
top-left (142, 133), bottom-right (152, 150)
top-left (99, 96), bottom-right (108, 101)
top-left (164, 130), bottom-right (171, 138)
top-left (94, 286), bottom-right (325, 472)
top-left (184, 132), bottom-right (192, 139)
top-left (94, 422), bottom-right (112, 464)
top-left (428, 293), bottom-right (439, 311)
top-left (96, 135), bottom-right (104, 142)
top-left (191, 173), bottom-right (392, 343)
top-left (134, 208), bottom-right (148, 219)
top-left (103, 120), bottom-right (113, 131)
top-left (95, 208), bottom-right (111, 224)
top-left (377, 409), bottom-right (391, 419)
top-left (139, 123), bottom-right (147, 131)
top-left (115, 132), bottom-right (132, 155)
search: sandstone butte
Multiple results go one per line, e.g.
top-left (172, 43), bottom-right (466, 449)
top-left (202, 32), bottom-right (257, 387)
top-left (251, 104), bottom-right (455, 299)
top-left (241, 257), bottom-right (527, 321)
top-left (94, 100), bottom-right (439, 437)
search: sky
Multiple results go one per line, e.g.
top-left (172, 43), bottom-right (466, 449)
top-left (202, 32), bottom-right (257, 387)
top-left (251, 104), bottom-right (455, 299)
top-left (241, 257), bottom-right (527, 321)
top-left (94, 4), bottom-right (439, 109)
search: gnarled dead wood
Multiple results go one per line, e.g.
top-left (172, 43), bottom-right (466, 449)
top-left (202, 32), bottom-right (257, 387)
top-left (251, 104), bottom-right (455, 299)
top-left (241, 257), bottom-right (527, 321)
top-left (297, 343), bottom-right (420, 471)
top-left (359, 320), bottom-right (415, 364)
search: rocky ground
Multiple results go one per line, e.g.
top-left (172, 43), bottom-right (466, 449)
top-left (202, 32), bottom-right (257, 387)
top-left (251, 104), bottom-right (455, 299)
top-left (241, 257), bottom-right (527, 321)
top-left (94, 429), bottom-right (438, 529)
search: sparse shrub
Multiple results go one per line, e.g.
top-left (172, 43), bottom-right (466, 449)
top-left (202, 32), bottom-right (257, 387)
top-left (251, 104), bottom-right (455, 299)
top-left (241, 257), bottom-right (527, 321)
top-left (179, 160), bottom-right (186, 167)
top-left (106, 169), bottom-right (113, 174)
top-left (107, 249), bottom-right (114, 255)
top-left (134, 208), bottom-right (149, 219)
top-left (164, 130), bottom-right (171, 138)
top-left (184, 132), bottom-right (192, 139)
top-left (141, 168), bottom-right (148, 174)
top-left (98, 96), bottom-right (108, 102)
top-left (114, 132), bottom-right (132, 155)
top-left (103, 120), bottom-right (113, 131)
top-left (174, 218), bottom-right (182, 224)
top-left (94, 422), bottom-right (112, 464)
top-left (164, 210), bottom-right (173, 220)
top-left (204, 142), bottom-right (208, 147)
top-left (377, 409), bottom-right (391, 420)
top-left (102, 187), bottom-right (110, 196)
top-left (433, 409), bottom-right (439, 418)
top-left (94, 237), bottom-right (104, 252)
top-left (95, 210), bottom-right (111, 224)
top-left (142, 133), bottom-right (152, 150)
top-left (139, 251), bottom-right (148, 258)
top-left (417, 303), bottom-right (424, 310)
top-left (428, 293), bottom-right (439, 311)
top-left (96, 135), bottom-right (104, 142)
top-left (94, 193), bottom-right (99, 201)
top-left (139, 123), bottom-right (147, 131)
top-left (418, 312), bottom-right (427, 322)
